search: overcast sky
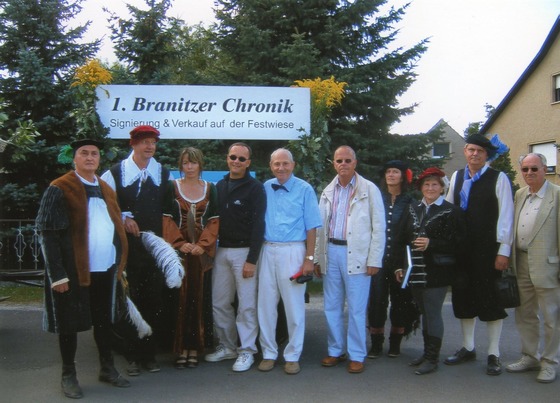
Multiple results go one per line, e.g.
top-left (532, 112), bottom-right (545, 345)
top-left (79, 0), bottom-right (560, 136)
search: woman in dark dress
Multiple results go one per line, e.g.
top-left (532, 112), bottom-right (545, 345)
top-left (172, 147), bottom-right (219, 368)
top-left (395, 167), bottom-right (465, 375)
top-left (368, 160), bottom-right (418, 358)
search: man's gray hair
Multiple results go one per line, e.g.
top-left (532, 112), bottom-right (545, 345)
top-left (518, 153), bottom-right (547, 167)
top-left (270, 148), bottom-right (294, 162)
top-left (334, 145), bottom-right (356, 159)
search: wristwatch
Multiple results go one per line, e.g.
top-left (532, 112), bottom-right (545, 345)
top-left (305, 255), bottom-right (314, 261)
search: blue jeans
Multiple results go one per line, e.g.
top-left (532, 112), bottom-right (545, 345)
top-left (324, 243), bottom-right (371, 362)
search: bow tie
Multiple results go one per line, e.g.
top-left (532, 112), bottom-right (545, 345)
top-left (271, 183), bottom-right (288, 192)
top-left (84, 184), bottom-right (103, 199)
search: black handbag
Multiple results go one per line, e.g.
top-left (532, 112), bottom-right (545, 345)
top-left (494, 270), bottom-right (520, 308)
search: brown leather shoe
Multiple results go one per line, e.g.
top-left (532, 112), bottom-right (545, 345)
top-left (347, 361), bottom-right (364, 374)
top-left (321, 354), bottom-right (348, 367)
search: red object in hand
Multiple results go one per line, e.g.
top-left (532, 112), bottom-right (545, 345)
top-left (290, 269), bottom-right (313, 284)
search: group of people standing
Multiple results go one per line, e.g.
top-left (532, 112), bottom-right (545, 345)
top-left (366, 133), bottom-right (559, 383)
top-left (37, 125), bottom-right (560, 399)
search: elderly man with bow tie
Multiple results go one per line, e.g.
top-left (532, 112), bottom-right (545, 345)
top-left (256, 148), bottom-right (322, 375)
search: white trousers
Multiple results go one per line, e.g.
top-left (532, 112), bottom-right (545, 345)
top-left (324, 243), bottom-right (371, 362)
top-left (515, 251), bottom-right (560, 364)
top-left (258, 242), bottom-right (307, 361)
top-left (212, 247), bottom-right (258, 354)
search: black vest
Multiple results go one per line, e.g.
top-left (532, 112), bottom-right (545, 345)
top-left (110, 162), bottom-right (169, 237)
top-left (453, 167), bottom-right (500, 253)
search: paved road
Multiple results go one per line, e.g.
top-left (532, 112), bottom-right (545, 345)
top-left (0, 294), bottom-right (556, 402)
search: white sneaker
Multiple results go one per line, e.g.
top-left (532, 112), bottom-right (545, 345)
top-left (506, 355), bottom-right (541, 373)
top-left (537, 362), bottom-right (557, 383)
top-left (232, 352), bottom-right (254, 372)
top-left (205, 344), bottom-right (237, 362)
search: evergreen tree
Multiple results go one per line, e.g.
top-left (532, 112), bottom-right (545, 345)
top-left (169, 23), bottom-right (236, 86)
top-left (0, 0), bottom-right (99, 218)
top-left (106, 0), bottom-right (183, 84)
top-left (214, 0), bottom-right (429, 180)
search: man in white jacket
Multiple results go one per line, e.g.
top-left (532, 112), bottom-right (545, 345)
top-left (315, 146), bottom-right (386, 374)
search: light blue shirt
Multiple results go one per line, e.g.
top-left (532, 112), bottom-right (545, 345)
top-left (264, 175), bottom-right (322, 242)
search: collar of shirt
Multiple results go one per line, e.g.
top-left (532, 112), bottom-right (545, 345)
top-left (335, 173), bottom-right (356, 189)
top-left (271, 174), bottom-right (294, 191)
top-left (466, 163), bottom-right (489, 179)
top-left (528, 180), bottom-right (547, 199)
top-left (74, 171), bottom-right (99, 186)
top-left (421, 195), bottom-right (444, 209)
top-left (123, 151), bottom-right (161, 187)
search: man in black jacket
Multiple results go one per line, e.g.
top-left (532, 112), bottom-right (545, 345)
top-left (38, 139), bottom-right (130, 399)
top-left (101, 125), bottom-right (172, 376)
top-left (205, 142), bottom-right (266, 372)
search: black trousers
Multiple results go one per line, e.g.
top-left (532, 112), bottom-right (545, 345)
top-left (59, 271), bottom-right (114, 365)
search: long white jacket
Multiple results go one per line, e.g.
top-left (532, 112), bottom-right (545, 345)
top-left (316, 173), bottom-right (386, 275)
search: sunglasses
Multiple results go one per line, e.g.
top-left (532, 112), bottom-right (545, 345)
top-left (335, 159), bottom-right (353, 164)
top-left (228, 155), bottom-right (249, 162)
top-left (521, 167), bottom-right (540, 173)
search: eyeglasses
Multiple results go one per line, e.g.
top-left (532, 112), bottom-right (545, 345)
top-left (335, 159), bottom-right (353, 164)
top-left (228, 155), bottom-right (248, 162)
top-left (521, 167), bottom-right (540, 173)
top-left (140, 139), bottom-right (157, 146)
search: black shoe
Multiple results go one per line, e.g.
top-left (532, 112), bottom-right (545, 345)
top-left (415, 360), bottom-right (438, 375)
top-left (367, 345), bottom-right (382, 359)
top-left (126, 361), bottom-right (140, 376)
top-left (61, 365), bottom-right (83, 399)
top-left (388, 334), bottom-right (403, 358)
top-left (99, 372), bottom-right (131, 388)
top-left (99, 356), bottom-right (131, 387)
top-left (444, 347), bottom-right (476, 365)
top-left (62, 375), bottom-right (83, 399)
top-left (486, 355), bottom-right (502, 376)
top-left (143, 360), bottom-right (160, 373)
top-left (409, 355), bottom-right (426, 367)
top-left (367, 334), bottom-right (384, 359)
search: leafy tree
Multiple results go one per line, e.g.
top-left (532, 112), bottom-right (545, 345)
top-left (0, 0), bottom-right (99, 219)
top-left (213, 0), bottom-right (430, 181)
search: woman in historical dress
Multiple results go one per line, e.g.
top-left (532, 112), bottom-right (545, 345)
top-left (171, 147), bottom-right (219, 368)
top-left (395, 167), bottom-right (465, 375)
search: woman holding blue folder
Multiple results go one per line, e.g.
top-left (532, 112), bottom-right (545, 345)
top-left (395, 167), bottom-right (465, 375)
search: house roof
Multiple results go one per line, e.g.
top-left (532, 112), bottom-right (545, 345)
top-left (480, 15), bottom-right (560, 134)
top-left (428, 118), bottom-right (463, 140)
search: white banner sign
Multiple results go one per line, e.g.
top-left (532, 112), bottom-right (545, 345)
top-left (96, 85), bottom-right (310, 140)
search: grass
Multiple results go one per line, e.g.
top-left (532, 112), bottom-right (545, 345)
top-left (0, 283), bottom-right (43, 304)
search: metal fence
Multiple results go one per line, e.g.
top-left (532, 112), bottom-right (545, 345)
top-left (0, 219), bottom-right (44, 286)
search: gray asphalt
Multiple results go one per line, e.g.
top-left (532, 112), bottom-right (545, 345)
top-left (0, 293), bottom-right (556, 402)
